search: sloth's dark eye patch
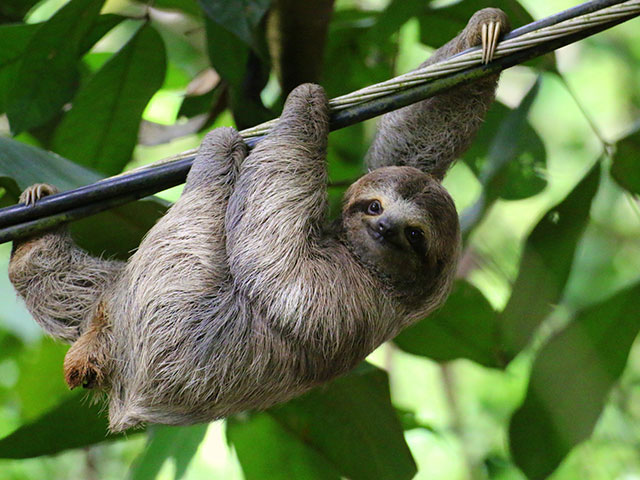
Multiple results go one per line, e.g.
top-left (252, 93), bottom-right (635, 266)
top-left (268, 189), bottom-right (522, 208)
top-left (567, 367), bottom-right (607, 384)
top-left (404, 227), bottom-right (426, 255)
top-left (366, 200), bottom-right (383, 215)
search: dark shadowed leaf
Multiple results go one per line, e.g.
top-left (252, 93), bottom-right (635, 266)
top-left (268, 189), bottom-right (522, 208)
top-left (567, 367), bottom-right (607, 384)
top-left (229, 364), bottom-right (416, 480)
top-left (0, 15), bottom-right (124, 114)
top-left (0, 137), bottom-right (167, 259)
top-left (198, 0), bottom-right (270, 48)
top-left (509, 281), bottom-right (640, 480)
top-left (0, 0), bottom-right (40, 22)
top-left (0, 392), bottom-right (138, 458)
top-left (324, 9), bottom-right (396, 98)
top-left (0, 23), bottom-right (39, 113)
top-left (6, 0), bottom-right (105, 133)
top-left (499, 164), bottom-right (601, 359)
top-left (129, 424), bottom-right (208, 480)
top-left (394, 281), bottom-right (502, 368)
top-left (52, 25), bottom-right (167, 176)
top-left (611, 128), bottom-right (640, 195)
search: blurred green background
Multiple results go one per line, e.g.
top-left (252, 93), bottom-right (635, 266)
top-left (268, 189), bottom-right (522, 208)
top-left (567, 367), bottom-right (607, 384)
top-left (0, 0), bottom-right (639, 479)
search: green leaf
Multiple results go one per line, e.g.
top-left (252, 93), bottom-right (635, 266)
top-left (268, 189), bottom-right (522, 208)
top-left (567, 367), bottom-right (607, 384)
top-left (394, 281), bottom-right (502, 368)
top-left (6, 0), bottom-right (105, 133)
top-left (198, 0), bottom-right (270, 48)
top-left (482, 79), bottom-right (545, 201)
top-left (52, 24), bottom-right (167, 176)
top-left (0, 23), bottom-right (39, 113)
top-left (228, 414), bottom-right (342, 480)
top-left (463, 100), bottom-right (547, 201)
top-left (0, 392), bottom-right (138, 458)
top-left (130, 424), bottom-right (208, 480)
top-left (152, 0), bottom-right (203, 17)
top-left (0, 136), bottom-right (102, 196)
top-left (509, 281), bottom-right (640, 480)
top-left (0, 137), bottom-right (167, 259)
top-left (229, 364), bottom-right (417, 480)
top-left (324, 9), bottom-right (396, 98)
top-left (499, 164), bottom-right (601, 359)
top-left (611, 128), bottom-right (640, 195)
top-left (15, 337), bottom-right (69, 421)
top-left (0, 0), bottom-right (40, 22)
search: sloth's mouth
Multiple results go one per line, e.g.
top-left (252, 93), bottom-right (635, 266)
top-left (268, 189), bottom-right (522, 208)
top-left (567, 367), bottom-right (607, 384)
top-left (367, 226), bottom-right (404, 251)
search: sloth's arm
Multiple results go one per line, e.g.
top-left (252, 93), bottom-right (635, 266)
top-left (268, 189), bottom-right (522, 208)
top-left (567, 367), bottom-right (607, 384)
top-left (366, 8), bottom-right (510, 180)
top-left (9, 184), bottom-right (123, 343)
top-left (225, 83), bottom-right (330, 301)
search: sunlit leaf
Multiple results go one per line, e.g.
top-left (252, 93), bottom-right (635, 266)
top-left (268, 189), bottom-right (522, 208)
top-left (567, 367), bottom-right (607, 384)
top-left (394, 281), bottom-right (502, 368)
top-left (52, 24), bottom-right (167, 176)
top-left (130, 424), bottom-right (208, 480)
top-left (229, 364), bottom-right (417, 480)
top-left (14, 337), bottom-right (69, 421)
top-left (6, 0), bottom-right (105, 133)
top-left (509, 281), bottom-right (640, 480)
top-left (499, 164), bottom-right (601, 359)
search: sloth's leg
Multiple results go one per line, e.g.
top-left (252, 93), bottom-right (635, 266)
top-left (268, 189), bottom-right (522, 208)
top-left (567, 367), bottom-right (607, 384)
top-left (225, 83), bottom-right (330, 297)
top-left (9, 184), bottom-right (123, 343)
top-left (64, 128), bottom-right (247, 390)
top-left (366, 8), bottom-right (510, 180)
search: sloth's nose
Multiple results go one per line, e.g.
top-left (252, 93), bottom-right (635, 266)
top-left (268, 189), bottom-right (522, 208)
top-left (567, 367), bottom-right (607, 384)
top-left (376, 218), bottom-right (396, 237)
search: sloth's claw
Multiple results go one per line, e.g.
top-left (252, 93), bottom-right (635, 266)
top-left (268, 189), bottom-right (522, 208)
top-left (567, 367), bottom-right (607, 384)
top-left (481, 21), bottom-right (502, 64)
top-left (20, 183), bottom-right (58, 206)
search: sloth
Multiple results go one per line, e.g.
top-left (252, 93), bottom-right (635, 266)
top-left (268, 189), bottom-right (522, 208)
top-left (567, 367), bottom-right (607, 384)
top-left (9, 8), bottom-right (509, 431)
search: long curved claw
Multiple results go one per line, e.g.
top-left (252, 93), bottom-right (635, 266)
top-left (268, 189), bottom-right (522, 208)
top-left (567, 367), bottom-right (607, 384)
top-left (20, 183), bottom-right (58, 206)
top-left (481, 21), bottom-right (502, 64)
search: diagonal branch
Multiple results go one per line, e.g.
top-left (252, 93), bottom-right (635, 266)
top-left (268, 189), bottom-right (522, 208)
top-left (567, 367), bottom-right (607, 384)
top-left (0, 0), bottom-right (638, 244)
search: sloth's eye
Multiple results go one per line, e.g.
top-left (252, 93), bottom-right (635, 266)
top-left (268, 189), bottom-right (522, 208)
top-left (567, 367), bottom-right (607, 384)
top-left (405, 227), bottom-right (424, 245)
top-left (366, 200), bottom-right (383, 215)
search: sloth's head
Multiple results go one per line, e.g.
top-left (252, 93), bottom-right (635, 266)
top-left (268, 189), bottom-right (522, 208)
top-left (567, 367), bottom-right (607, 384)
top-left (342, 166), bottom-right (460, 307)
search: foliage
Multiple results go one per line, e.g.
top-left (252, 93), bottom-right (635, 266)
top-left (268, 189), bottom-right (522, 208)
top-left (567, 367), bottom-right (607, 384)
top-left (0, 0), bottom-right (639, 479)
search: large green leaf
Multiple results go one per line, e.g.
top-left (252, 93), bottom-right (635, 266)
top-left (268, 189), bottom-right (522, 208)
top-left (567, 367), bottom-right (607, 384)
top-left (0, 137), bottom-right (167, 258)
top-left (228, 414), bottom-right (342, 480)
top-left (498, 164), bottom-right (601, 360)
top-left (198, 0), bottom-right (271, 48)
top-left (463, 99), bottom-right (547, 201)
top-left (0, 15), bottom-right (124, 114)
top-left (5, 0), bottom-right (105, 133)
top-left (14, 337), bottom-right (69, 421)
top-left (611, 128), bottom-right (640, 195)
top-left (52, 24), bottom-right (167, 176)
top-left (324, 9), bottom-right (396, 99)
top-left (229, 364), bottom-right (417, 480)
top-left (0, 392), bottom-right (136, 458)
top-left (460, 81), bottom-right (545, 233)
top-left (394, 281), bottom-right (502, 368)
top-left (129, 424), bottom-right (208, 480)
top-left (509, 281), bottom-right (640, 480)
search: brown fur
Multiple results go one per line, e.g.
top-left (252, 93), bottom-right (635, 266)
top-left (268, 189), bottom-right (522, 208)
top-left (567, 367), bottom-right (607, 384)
top-left (8, 9), bottom-right (506, 432)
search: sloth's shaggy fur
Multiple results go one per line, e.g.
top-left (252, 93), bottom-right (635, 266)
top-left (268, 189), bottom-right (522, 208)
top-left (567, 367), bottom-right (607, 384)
top-left (9, 8), bottom-right (508, 432)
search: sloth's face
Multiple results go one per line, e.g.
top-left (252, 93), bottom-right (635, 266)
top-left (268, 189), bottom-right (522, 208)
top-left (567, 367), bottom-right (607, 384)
top-left (342, 166), bottom-right (460, 296)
